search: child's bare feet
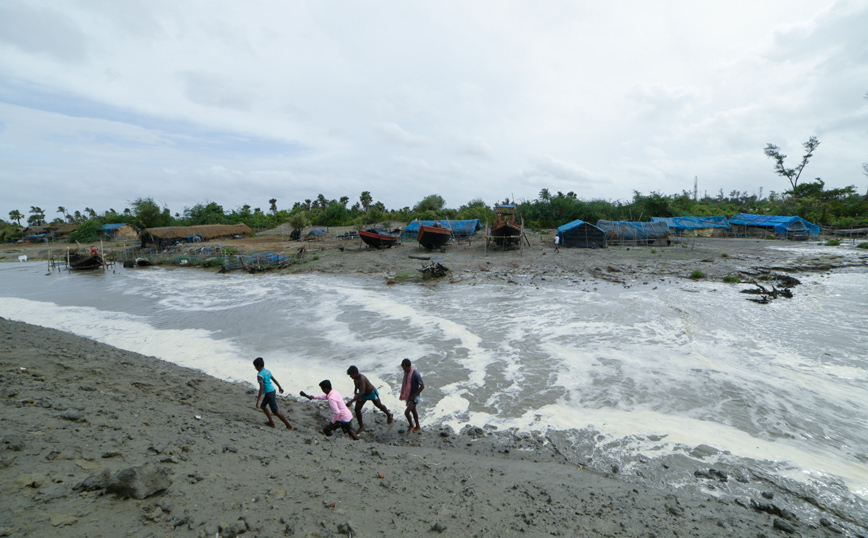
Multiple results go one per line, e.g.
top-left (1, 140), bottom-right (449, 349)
top-left (266, 422), bottom-right (276, 428)
top-left (349, 431), bottom-right (360, 440)
top-left (355, 426), bottom-right (365, 435)
top-left (286, 424), bottom-right (294, 431)
top-left (412, 426), bottom-right (421, 433)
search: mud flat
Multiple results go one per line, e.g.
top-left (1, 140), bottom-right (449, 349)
top-left (2, 318), bottom-right (864, 537)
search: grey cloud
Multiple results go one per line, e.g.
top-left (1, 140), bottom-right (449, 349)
top-left (0, 1), bottom-right (87, 62)
top-left (375, 122), bottom-right (430, 146)
top-left (180, 71), bottom-right (252, 111)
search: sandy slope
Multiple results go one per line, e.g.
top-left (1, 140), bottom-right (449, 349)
top-left (1, 318), bottom-right (863, 537)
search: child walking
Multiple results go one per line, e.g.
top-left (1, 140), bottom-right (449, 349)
top-left (253, 357), bottom-right (293, 430)
top-left (347, 365), bottom-right (393, 434)
top-left (301, 380), bottom-right (360, 440)
top-left (400, 358), bottom-right (424, 433)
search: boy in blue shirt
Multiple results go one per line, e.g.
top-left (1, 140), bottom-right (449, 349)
top-left (253, 357), bottom-right (293, 430)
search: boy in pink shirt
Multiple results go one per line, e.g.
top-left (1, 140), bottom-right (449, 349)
top-left (301, 380), bottom-right (360, 440)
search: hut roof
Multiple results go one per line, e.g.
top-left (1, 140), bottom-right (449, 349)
top-left (142, 224), bottom-right (252, 241)
top-left (728, 214), bottom-right (820, 236)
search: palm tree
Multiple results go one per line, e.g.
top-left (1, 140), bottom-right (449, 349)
top-left (9, 210), bottom-right (23, 226)
top-left (57, 206), bottom-right (67, 219)
top-left (28, 206), bottom-right (46, 226)
top-left (84, 207), bottom-right (97, 218)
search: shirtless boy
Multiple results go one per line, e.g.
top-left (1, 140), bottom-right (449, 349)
top-left (346, 365), bottom-right (393, 433)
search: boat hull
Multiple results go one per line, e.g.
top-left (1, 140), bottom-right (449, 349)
top-left (359, 229), bottom-right (399, 248)
top-left (490, 221), bottom-right (523, 245)
top-left (417, 225), bottom-right (452, 250)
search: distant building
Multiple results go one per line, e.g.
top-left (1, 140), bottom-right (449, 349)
top-left (140, 224), bottom-right (253, 248)
top-left (728, 213), bottom-right (820, 240)
top-left (100, 223), bottom-right (139, 240)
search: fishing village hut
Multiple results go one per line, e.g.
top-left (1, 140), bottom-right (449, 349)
top-left (596, 220), bottom-right (670, 246)
top-left (556, 219), bottom-right (605, 248)
top-left (403, 219), bottom-right (482, 240)
top-left (650, 216), bottom-right (731, 237)
top-left (140, 224), bottom-right (252, 248)
top-left (100, 223), bottom-right (139, 240)
top-left (728, 213), bottom-right (820, 240)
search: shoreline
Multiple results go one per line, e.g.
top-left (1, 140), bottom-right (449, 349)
top-left (2, 318), bottom-right (865, 537)
top-left (3, 236), bottom-right (868, 289)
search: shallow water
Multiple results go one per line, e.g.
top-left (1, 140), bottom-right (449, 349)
top-left (1, 259), bottom-right (866, 518)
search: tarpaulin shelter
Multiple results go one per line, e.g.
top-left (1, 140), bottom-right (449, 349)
top-left (728, 213), bottom-right (820, 240)
top-left (650, 216), bottom-right (731, 237)
top-left (596, 220), bottom-right (670, 245)
top-left (403, 219), bottom-right (482, 239)
top-left (557, 219), bottom-right (605, 248)
top-left (141, 224), bottom-right (252, 247)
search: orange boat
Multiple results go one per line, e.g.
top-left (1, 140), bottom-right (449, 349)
top-left (490, 204), bottom-right (522, 247)
top-left (417, 224), bottom-right (452, 250)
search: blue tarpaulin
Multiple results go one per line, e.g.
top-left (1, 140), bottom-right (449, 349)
top-left (650, 216), bottom-right (731, 233)
top-left (597, 220), bottom-right (670, 242)
top-left (403, 220), bottom-right (482, 238)
top-left (557, 219), bottom-right (605, 248)
top-left (307, 228), bottom-right (326, 237)
top-left (728, 213), bottom-right (820, 237)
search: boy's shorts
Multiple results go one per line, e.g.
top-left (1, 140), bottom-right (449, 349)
top-left (362, 388), bottom-right (380, 402)
top-left (261, 390), bottom-right (279, 413)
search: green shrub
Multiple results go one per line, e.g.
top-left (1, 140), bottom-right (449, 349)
top-left (721, 253), bottom-right (728, 258)
top-left (722, 275), bottom-right (741, 283)
top-left (824, 238), bottom-right (842, 246)
top-left (690, 270), bottom-right (706, 279)
top-left (651, 249), bottom-right (657, 253)
top-left (313, 255), bottom-right (320, 261)
top-left (764, 234), bottom-right (777, 240)
top-left (857, 242), bottom-right (868, 249)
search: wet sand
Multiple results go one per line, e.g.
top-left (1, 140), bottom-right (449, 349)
top-left (2, 315), bottom-right (865, 537)
top-left (2, 236), bottom-right (867, 536)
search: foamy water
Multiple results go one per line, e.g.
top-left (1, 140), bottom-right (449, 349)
top-left (1, 259), bottom-right (866, 517)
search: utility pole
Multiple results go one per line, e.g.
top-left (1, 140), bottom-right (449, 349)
top-left (693, 176), bottom-right (698, 201)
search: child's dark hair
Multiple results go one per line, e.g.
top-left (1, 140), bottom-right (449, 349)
top-left (253, 357), bottom-right (265, 369)
top-left (347, 365), bottom-right (359, 375)
top-left (319, 380), bottom-right (332, 392)
top-left (401, 358), bottom-right (412, 367)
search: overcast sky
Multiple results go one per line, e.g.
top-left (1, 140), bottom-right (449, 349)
top-left (1, 0), bottom-right (867, 222)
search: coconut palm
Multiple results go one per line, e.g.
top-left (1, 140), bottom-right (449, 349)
top-left (9, 210), bottom-right (23, 226)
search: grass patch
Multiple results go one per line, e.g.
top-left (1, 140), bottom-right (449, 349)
top-left (690, 270), bottom-right (706, 279)
top-left (313, 255), bottom-right (320, 260)
top-left (722, 275), bottom-right (741, 283)
top-left (824, 238), bottom-right (842, 246)
top-left (857, 242), bottom-right (868, 249)
top-left (721, 253), bottom-right (729, 258)
top-left (651, 249), bottom-right (657, 254)
top-left (386, 271), bottom-right (422, 285)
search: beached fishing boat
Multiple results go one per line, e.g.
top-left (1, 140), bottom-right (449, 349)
top-left (490, 204), bottom-right (523, 247)
top-left (67, 251), bottom-right (105, 270)
top-left (417, 224), bottom-right (452, 250)
top-left (359, 228), bottom-right (401, 249)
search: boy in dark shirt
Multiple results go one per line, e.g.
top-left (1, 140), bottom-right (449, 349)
top-left (399, 358), bottom-right (424, 433)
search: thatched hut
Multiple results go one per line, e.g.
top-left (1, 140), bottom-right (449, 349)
top-left (100, 223), bottom-right (139, 240)
top-left (140, 224), bottom-right (252, 248)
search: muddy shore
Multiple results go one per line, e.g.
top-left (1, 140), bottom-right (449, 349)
top-left (3, 318), bottom-right (866, 538)
top-left (2, 236), bottom-right (868, 537)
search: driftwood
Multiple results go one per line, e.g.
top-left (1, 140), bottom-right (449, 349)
top-left (408, 255), bottom-right (431, 260)
top-left (419, 262), bottom-right (449, 279)
top-left (741, 282), bottom-right (794, 304)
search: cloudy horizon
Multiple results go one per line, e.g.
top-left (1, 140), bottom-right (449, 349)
top-left (2, 0), bottom-right (867, 221)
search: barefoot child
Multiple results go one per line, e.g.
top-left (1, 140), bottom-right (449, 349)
top-left (253, 357), bottom-right (293, 430)
top-left (346, 365), bottom-right (393, 434)
top-left (400, 358), bottom-right (424, 433)
top-left (300, 380), bottom-right (360, 440)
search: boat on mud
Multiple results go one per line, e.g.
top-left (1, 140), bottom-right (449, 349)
top-left (490, 204), bottom-right (523, 248)
top-left (417, 224), bottom-right (452, 250)
top-left (359, 228), bottom-right (401, 249)
top-left (66, 250), bottom-right (105, 270)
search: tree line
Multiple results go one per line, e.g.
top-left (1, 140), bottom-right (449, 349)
top-left (5, 135), bottom-right (867, 243)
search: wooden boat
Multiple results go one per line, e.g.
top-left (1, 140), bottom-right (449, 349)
top-left (359, 228), bottom-right (400, 249)
top-left (417, 224), bottom-right (452, 250)
top-left (490, 204), bottom-right (523, 247)
top-left (67, 251), bottom-right (105, 270)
